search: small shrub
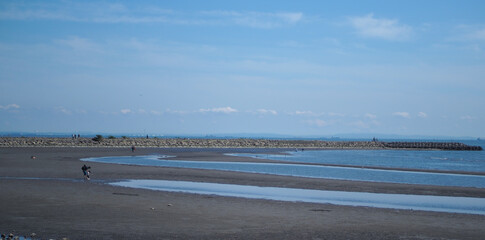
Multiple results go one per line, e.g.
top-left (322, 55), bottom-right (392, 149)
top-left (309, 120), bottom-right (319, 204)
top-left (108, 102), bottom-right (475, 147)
top-left (92, 135), bottom-right (104, 142)
top-left (108, 136), bottom-right (116, 139)
top-left (122, 136), bottom-right (128, 139)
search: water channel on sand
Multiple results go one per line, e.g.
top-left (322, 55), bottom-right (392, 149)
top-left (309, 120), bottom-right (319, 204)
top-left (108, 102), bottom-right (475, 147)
top-left (78, 154), bottom-right (485, 215)
top-left (82, 155), bottom-right (485, 188)
top-left (111, 179), bottom-right (485, 215)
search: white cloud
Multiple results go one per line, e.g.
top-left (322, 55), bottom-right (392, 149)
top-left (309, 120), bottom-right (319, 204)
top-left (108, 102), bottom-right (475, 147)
top-left (351, 119), bottom-right (380, 129)
top-left (150, 110), bottom-right (162, 115)
top-left (305, 119), bottom-right (328, 127)
top-left (351, 120), bottom-right (369, 129)
top-left (0, 104), bottom-right (20, 110)
top-left (460, 115), bottom-right (475, 120)
top-left (199, 107), bottom-right (238, 114)
top-left (120, 109), bottom-right (132, 114)
top-left (0, 3), bottom-right (302, 28)
top-left (393, 112), bottom-right (410, 118)
top-left (468, 28), bottom-right (485, 41)
top-left (56, 36), bottom-right (102, 52)
top-left (364, 113), bottom-right (377, 119)
top-left (165, 109), bottom-right (189, 115)
top-left (56, 107), bottom-right (71, 115)
top-left (278, 40), bottom-right (305, 48)
top-left (256, 109), bottom-right (278, 115)
top-left (0, 2), bottom-right (172, 23)
top-left (295, 110), bottom-right (312, 115)
top-left (349, 13), bottom-right (412, 40)
top-left (328, 112), bottom-right (345, 117)
top-left (418, 112), bottom-right (427, 118)
top-left (290, 110), bottom-right (321, 116)
top-left (279, 12), bottom-right (303, 24)
top-left (202, 11), bottom-right (303, 28)
top-left (452, 25), bottom-right (485, 42)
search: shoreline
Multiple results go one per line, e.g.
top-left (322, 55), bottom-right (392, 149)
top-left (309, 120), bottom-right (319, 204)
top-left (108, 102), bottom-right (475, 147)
top-left (90, 150), bottom-right (485, 177)
top-left (4, 147), bottom-right (485, 196)
top-left (2, 147), bottom-right (485, 239)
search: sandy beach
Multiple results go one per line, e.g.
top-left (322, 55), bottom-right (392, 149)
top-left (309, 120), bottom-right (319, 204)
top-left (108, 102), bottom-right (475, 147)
top-left (1, 147), bottom-right (485, 239)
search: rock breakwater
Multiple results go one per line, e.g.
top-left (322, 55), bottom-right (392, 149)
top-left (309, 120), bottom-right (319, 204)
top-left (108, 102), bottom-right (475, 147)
top-left (0, 137), bottom-right (481, 150)
top-left (382, 141), bottom-right (482, 151)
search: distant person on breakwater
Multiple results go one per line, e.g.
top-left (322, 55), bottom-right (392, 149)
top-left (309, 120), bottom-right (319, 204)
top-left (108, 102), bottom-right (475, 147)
top-left (131, 146), bottom-right (136, 152)
top-left (82, 164), bottom-right (91, 180)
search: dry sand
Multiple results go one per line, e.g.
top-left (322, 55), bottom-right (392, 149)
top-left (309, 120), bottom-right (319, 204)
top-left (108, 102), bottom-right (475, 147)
top-left (1, 147), bottom-right (485, 239)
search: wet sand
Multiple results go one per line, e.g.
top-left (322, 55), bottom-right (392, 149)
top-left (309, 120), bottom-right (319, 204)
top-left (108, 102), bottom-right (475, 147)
top-left (1, 147), bottom-right (485, 239)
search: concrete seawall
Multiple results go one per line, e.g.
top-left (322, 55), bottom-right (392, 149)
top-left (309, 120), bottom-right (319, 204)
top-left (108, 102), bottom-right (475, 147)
top-left (0, 137), bottom-right (481, 150)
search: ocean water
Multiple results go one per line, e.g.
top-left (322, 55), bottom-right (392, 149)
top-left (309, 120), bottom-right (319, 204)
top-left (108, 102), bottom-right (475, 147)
top-left (82, 141), bottom-right (485, 188)
top-left (82, 141), bottom-right (485, 214)
top-left (231, 140), bottom-right (485, 173)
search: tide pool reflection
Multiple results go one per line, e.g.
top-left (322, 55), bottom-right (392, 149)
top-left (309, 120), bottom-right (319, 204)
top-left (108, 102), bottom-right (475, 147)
top-left (82, 155), bottom-right (485, 188)
top-left (111, 179), bottom-right (485, 215)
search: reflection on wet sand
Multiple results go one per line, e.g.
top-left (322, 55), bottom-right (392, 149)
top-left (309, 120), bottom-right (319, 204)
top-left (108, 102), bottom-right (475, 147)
top-left (111, 179), bottom-right (485, 215)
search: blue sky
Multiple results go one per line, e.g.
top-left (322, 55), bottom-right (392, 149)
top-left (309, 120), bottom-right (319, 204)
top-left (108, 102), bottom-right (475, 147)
top-left (1, 0), bottom-right (484, 138)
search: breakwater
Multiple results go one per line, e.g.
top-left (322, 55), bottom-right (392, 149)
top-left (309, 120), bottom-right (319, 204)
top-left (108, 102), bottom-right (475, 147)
top-left (0, 137), bottom-right (481, 150)
top-left (382, 141), bottom-right (482, 151)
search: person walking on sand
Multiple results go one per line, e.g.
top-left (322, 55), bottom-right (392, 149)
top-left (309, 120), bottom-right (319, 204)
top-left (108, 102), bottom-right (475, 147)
top-left (81, 164), bottom-right (91, 180)
top-left (131, 145), bottom-right (136, 152)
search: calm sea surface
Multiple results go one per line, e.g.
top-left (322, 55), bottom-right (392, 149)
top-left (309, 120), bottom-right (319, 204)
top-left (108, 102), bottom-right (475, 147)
top-left (82, 140), bottom-right (485, 188)
top-left (82, 140), bottom-right (485, 214)
top-left (234, 140), bottom-right (485, 173)
top-left (111, 179), bottom-right (485, 215)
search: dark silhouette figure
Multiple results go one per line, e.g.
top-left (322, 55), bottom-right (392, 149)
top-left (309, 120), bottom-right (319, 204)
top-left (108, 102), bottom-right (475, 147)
top-left (81, 164), bottom-right (91, 180)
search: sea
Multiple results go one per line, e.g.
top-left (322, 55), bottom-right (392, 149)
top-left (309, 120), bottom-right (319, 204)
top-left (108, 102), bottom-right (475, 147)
top-left (83, 139), bottom-right (485, 189)
top-left (234, 139), bottom-right (485, 173)
top-left (82, 139), bottom-right (485, 214)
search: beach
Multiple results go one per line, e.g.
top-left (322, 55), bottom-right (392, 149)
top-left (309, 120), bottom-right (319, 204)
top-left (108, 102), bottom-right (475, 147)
top-left (1, 147), bottom-right (485, 239)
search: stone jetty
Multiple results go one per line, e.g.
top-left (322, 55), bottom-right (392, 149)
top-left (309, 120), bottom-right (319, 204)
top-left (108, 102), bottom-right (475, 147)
top-left (0, 137), bottom-right (481, 150)
top-left (381, 141), bottom-right (482, 151)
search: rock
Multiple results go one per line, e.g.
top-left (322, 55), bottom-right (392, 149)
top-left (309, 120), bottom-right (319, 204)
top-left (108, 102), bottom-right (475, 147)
top-left (0, 137), bottom-right (481, 150)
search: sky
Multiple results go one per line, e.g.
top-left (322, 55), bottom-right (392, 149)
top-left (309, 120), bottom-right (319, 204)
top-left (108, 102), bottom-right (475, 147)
top-left (1, 0), bottom-right (485, 138)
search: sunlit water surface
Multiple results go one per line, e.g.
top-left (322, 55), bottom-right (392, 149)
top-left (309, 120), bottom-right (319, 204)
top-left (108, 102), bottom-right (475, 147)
top-left (230, 140), bottom-right (485, 172)
top-left (82, 146), bottom-right (485, 214)
top-left (82, 155), bottom-right (485, 188)
top-left (111, 179), bottom-right (485, 215)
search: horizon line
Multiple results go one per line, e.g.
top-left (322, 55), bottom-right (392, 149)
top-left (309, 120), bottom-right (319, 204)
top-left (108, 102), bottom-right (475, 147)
top-left (0, 131), bottom-right (481, 140)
